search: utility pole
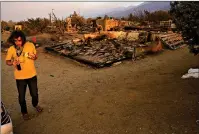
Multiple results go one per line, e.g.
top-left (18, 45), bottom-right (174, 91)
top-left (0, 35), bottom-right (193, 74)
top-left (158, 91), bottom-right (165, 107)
top-left (52, 9), bottom-right (54, 26)
top-left (49, 13), bottom-right (52, 26)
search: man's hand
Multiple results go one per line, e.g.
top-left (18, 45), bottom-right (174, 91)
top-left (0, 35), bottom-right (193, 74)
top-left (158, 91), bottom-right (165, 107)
top-left (28, 53), bottom-right (37, 60)
top-left (13, 59), bottom-right (20, 66)
top-left (6, 58), bottom-right (20, 67)
top-left (6, 60), bottom-right (13, 66)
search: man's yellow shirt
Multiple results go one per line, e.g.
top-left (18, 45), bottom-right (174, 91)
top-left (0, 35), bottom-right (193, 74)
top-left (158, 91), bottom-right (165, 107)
top-left (5, 42), bottom-right (37, 80)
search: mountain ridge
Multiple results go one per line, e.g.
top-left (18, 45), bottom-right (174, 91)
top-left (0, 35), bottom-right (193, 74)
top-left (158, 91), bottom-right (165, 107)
top-left (97, 2), bottom-right (171, 18)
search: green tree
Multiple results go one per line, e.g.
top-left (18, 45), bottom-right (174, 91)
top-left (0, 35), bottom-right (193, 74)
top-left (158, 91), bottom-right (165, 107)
top-left (170, 2), bottom-right (199, 55)
top-left (128, 13), bottom-right (134, 21)
top-left (96, 16), bottom-right (102, 19)
top-left (7, 20), bottom-right (16, 31)
top-left (26, 18), bottom-right (50, 33)
top-left (39, 18), bottom-right (50, 33)
top-left (1, 21), bottom-right (9, 31)
top-left (134, 10), bottom-right (145, 23)
top-left (151, 10), bottom-right (171, 23)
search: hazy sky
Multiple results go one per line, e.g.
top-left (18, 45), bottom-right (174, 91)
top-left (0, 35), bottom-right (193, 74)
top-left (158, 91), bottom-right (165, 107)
top-left (1, 2), bottom-right (143, 21)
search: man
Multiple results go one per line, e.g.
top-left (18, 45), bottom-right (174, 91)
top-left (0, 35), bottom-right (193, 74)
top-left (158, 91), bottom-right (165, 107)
top-left (5, 31), bottom-right (43, 120)
top-left (1, 102), bottom-right (13, 134)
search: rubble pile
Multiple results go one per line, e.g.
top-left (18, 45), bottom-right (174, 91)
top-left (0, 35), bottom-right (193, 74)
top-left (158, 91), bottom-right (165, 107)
top-left (159, 33), bottom-right (184, 50)
top-left (45, 38), bottom-right (146, 68)
top-left (79, 24), bottom-right (94, 33)
top-left (45, 30), bottom-right (185, 68)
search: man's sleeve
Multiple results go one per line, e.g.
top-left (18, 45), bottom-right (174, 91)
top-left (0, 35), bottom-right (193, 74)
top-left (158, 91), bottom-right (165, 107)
top-left (5, 47), bottom-right (13, 61)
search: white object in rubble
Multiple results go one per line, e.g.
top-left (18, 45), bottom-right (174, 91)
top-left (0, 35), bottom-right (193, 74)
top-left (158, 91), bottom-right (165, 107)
top-left (181, 68), bottom-right (199, 79)
top-left (188, 68), bottom-right (199, 73)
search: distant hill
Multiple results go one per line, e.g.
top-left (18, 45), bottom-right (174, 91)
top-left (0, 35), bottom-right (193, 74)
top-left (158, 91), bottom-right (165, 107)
top-left (100, 2), bottom-right (171, 18)
top-left (92, 6), bottom-right (129, 18)
top-left (100, 5), bottom-right (136, 18)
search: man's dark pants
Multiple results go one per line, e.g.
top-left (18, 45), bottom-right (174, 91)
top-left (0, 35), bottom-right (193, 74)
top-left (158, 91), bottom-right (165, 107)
top-left (16, 75), bottom-right (38, 114)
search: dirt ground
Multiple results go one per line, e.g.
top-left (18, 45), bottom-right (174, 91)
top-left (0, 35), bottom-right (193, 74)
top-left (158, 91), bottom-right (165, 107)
top-left (1, 46), bottom-right (199, 134)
